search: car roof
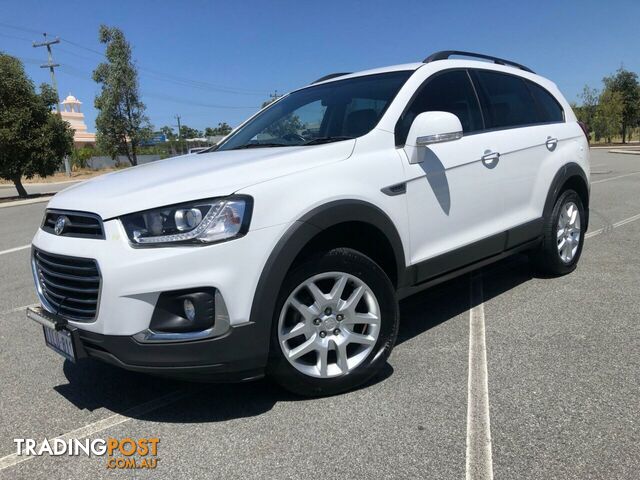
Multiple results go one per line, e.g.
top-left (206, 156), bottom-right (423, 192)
top-left (310, 58), bottom-right (554, 89)
top-left (310, 63), bottom-right (424, 86)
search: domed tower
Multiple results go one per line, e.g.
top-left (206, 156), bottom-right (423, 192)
top-left (59, 94), bottom-right (96, 147)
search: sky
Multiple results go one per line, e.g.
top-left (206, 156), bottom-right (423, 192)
top-left (1, 0), bottom-right (639, 132)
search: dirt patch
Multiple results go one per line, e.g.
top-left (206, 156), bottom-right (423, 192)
top-left (0, 167), bottom-right (123, 185)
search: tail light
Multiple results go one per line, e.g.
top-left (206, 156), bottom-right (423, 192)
top-left (578, 122), bottom-right (590, 143)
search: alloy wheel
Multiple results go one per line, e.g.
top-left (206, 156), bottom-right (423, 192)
top-left (557, 201), bottom-right (581, 263)
top-left (277, 272), bottom-right (381, 378)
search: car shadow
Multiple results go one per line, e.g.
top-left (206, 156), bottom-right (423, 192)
top-left (56, 253), bottom-right (537, 423)
top-left (417, 148), bottom-right (451, 216)
top-left (56, 359), bottom-right (394, 423)
top-left (396, 252), bottom-right (536, 345)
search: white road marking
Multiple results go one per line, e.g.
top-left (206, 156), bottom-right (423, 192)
top-left (0, 390), bottom-right (191, 471)
top-left (0, 244), bottom-right (30, 256)
top-left (591, 171), bottom-right (640, 185)
top-left (586, 213), bottom-right (640, 239)
top-left (0, 303), bottom-right (38, 316)
top-left (466, 274), bottom-right (494, 480)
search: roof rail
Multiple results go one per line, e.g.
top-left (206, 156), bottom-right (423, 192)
top-left (312, 72), bottom-right (352, 84)
top-left (423, 50), bottom-right (535, 74)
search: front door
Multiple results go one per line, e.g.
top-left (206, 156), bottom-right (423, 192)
top-left (396, 69), bottom-right (509, 279)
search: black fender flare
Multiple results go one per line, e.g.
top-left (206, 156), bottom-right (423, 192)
top-left (248, 200), bottom-right (407, 367)
top-left (543, 162), bottom-right (590, 229)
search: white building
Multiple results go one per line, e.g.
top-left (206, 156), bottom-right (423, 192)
top-left (59, 94), bottom-right (96, 147)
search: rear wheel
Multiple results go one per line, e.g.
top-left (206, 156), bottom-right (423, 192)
top-left (268, 248), bottom-right (398, 396)
top-left (533, 189), bottom-right (585, 275)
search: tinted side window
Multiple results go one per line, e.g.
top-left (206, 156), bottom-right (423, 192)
top-left (473, 70), bottom-right (539, 129)
top-left (396, 70), bottom-right (483, 145)
top-left (527, 81), bottom-right (564, 123)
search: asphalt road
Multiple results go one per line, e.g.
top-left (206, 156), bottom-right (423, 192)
top-left (0, 150), bottom-right (638, 479)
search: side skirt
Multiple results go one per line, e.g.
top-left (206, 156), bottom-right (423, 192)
top-left (397, 218), bottom-right (542, 300)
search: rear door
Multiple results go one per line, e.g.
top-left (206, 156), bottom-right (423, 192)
top-left (469, 69), bottom-right (568, 237)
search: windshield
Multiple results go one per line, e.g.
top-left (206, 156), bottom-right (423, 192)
top-left (216, 71), bottom-right (412, 151)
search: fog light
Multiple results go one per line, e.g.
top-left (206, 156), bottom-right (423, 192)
top-left (150, 288), bottom-right (215, 334)
top-left (183, 298), bottom-right (196, 321)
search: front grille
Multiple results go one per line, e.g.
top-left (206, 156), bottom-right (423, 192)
top-left (42, 210), bottom-right (105, 239)
top-left (33, 249), bottom-right (101, 322)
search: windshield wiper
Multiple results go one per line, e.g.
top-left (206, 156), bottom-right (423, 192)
top-left (229, 142), bottom-right (291, 150)
top-left (303, 136), bottom-right (354, 146)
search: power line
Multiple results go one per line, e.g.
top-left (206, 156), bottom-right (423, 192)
top-left (143, 92), bottom-right (259, 110)
top-left (58, 36), bottom-right (104, 57)
top-left (0, 21), bottom-right (42, 35)
top-left (56, 66), bottom-right (261, 110)
top-left (0, 31), bottom-right (31, 42)
top-left (0, 21), bottom-right (285, 98)
top-left (57, 65), bottom-right (260, 109)
top-left (12, 55), bottom-right (45, 65)
top-left (56, 42), bottom-right (261, 95)
top-left (57, 35), bottom-right (271, 96)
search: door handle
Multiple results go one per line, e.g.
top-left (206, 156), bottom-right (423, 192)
top-left (545, 136), bottom-right (558, 151)
top-left (481, 150), bottom-right (500, 168)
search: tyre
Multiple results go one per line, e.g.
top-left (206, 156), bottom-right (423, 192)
top-left (268, 248), bottom-right (399, 397)
top-left (533, 189), bottom-right (585, 275)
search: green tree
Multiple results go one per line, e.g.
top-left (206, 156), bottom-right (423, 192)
top-left (179, 125), bottom-right (202, 139)
top-left (261, 96), bottom-right (281, 108)
top-left (159, 125), bottom-right (176, 141)
top-left (204, 122), bottom-right (232, 137)
top-left (93, 25), bottom-right (151, 166)
top-left (603, 68), bottom-right (640, 143)
top-left (71, 145), bottom-right (95, 170)
top-left (0, 53), bottom-right (73, 197)
top-left (594, 89), bottom-right (624, 143)
top-left (574, 86), bottom-right (599, 140)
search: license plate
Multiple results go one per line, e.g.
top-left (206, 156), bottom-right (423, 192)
top-left (43, 326), bottom-right (77, 362)
top-left (27, 307), bottom-right (78, 362)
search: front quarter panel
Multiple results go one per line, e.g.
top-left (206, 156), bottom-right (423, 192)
top-left (240, 131), bottom-right (411, 268)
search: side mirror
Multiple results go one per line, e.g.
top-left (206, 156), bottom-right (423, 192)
top-left (405, 111), bottom-right (463, 150)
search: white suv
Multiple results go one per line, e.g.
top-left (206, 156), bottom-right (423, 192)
top-left (28, 51), bottom-right (590, 396)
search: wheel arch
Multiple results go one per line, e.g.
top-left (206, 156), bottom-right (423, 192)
top-left (543, 162), bottom-right (590, 230)
top-left (248, 200), bottom-right (407, 366)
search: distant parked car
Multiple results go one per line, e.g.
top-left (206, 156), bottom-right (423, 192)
top-left (27, 50), bottom-right (590, 396)
top-left (188, 147), bottom-right (208, 154)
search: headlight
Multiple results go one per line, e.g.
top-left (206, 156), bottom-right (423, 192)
top-left (120, 196), bottom-right (252, 246)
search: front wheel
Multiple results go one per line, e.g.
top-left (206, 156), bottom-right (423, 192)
top-left (268, 248), bottom-right (399, 397)
top-left (533, 189), bottom-right (585, 275)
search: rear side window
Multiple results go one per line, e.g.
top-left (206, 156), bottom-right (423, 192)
top-left (527, 81), bottom-right (564, 123)
top-left (472, 70), bottom-right (539, 129)
top-left (395, 70), bottom-right (483, 145)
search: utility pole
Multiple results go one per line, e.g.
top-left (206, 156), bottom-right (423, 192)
top-left (33, 33), bottom-right (70, 176)
top-left (33, 33), bottom-right (61, 113)
top-left (269, 90), bottom-right (282, 103)
top-left (174, 114), bottom-right (183, 153)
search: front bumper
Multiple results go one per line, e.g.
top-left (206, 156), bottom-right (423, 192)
top-left (27, 305), bottom-right (265, 381)
top-left (30, 217), bottom-right (293, 379)
top-left (77, 321), bottom-right (266, 382)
